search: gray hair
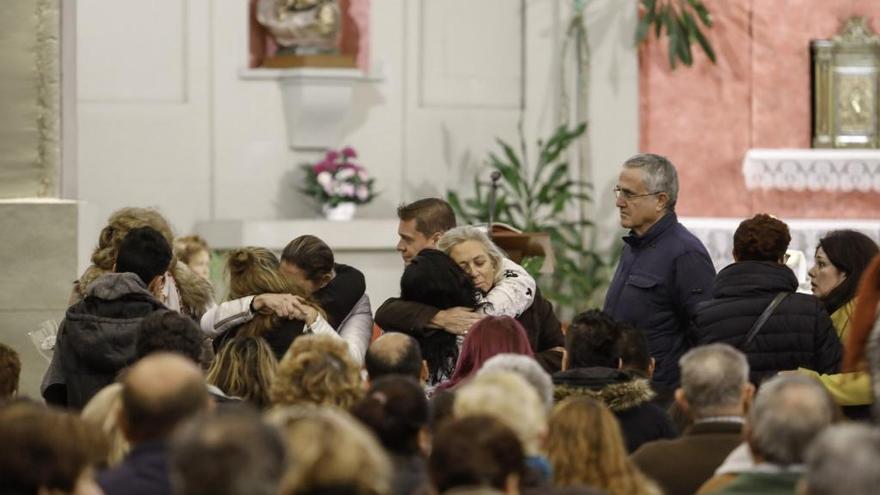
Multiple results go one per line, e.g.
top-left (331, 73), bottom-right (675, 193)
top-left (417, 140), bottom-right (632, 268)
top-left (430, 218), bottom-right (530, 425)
top-left (803, 424), bottom-right (880, 495)
top-left (623, 153), bottom-right (679, 210)
top-left (748, 375), bottom-right (836, 466)
top-left (479, 354), bottom-right (554, 411)
top-left (678, 344), bottom-right (749, 418)
top-left (437, 226), bottom-right (506, 278)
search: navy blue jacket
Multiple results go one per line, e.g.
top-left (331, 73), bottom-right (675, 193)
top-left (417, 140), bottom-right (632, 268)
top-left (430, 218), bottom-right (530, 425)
top-left (604, 212), bottom-right (715, 387)
top-left (98, 440), bottom-right (171, 495)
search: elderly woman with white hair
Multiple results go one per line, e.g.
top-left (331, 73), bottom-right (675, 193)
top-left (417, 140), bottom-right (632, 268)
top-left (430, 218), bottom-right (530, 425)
top-left (438, 226), bottom-right (565, 372)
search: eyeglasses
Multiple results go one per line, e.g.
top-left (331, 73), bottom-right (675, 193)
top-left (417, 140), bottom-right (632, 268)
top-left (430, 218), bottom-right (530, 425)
top-left (614, 186), bottom-right (662, 201)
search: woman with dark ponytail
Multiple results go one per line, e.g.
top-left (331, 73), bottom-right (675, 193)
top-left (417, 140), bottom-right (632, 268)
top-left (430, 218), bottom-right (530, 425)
top-left (351, 376), bottom-right (431, 495)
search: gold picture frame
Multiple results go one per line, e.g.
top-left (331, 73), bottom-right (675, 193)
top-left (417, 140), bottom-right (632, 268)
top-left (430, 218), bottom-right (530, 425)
top-left (812, 17), bottom-right (880, 148)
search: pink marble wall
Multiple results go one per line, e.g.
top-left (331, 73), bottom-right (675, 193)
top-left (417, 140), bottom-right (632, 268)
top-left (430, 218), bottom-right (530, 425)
top-left (640, 0), bottom-right (880, 219)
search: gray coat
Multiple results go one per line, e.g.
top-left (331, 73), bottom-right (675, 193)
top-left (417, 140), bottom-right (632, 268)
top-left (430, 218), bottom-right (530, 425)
top-left (42, 272), bottom-right (165, 408)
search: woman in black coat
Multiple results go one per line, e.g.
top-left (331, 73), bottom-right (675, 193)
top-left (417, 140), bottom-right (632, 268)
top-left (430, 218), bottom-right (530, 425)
top-left (692, 214), bottom-right (842, 385)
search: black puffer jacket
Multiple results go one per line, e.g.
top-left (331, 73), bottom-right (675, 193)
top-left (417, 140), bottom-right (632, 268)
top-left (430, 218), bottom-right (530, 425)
top-left (692, 261), bottom-right (842, 385)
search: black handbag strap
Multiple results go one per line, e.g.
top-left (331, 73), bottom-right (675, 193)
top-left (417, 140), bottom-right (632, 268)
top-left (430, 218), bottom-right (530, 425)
top-left (740, 292), bottom-right (790, 351)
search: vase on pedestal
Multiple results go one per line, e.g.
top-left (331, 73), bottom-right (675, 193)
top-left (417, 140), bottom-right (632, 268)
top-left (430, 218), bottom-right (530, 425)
top-left (323, 202), bottom-right (356, 221)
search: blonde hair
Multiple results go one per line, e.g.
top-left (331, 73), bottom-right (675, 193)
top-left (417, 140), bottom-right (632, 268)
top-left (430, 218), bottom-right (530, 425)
top-left (207, 336), bottom-right (278, 409)
top-left (270, 334), bottom-right (363, 409)
top-left (78, 207), bottom-right (177, 292)
top-left (437, 226), bottom-right (506, 279)
top-left (226, 247), bottom-right (323, 337)
top-left (266, 405), bottom-right (391, 495)
top-left (547, 398), bottom-right (660, 495)
top-left (73, 208), bottom-right (215, 317)
top-left (453, 370), bottom-right (546, 455)
top-left (81, 383), bottom-right (129, 466)
top-left (174, 234), bottom-right (210, 265)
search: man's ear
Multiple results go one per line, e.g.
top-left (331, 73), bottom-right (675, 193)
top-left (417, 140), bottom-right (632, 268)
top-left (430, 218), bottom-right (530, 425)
top-left (117, 405), bottom-right (134, 442)
top-left (419, 360), bottom-right (430, 384)
top-left (428, 231), bottom-right (444, 248)
top-left (319, 272), bottom-right (334, 288)
top-left (417, 426), bottom-right (432, 457)
top-left (674, 388), bottom-right (689, 415)
top-left (561, 350), bottom-right (569, 371)
top-left (504, 472), bottom-right (520, 495)
top-left (617, 357), bottom-right (623, 370)
top-left (742, 382), bottom-right (756, 414)
top-left (647, 357), bottom-right (656, 378)
top-left (655, 192), bottom-right (669, 211)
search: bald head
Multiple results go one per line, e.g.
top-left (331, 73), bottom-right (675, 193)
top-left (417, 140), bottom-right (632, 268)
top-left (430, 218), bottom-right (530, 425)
top-left (365, 332), bottom-right (423, 381)
top-left (121, 353), bottom-right (209, 443)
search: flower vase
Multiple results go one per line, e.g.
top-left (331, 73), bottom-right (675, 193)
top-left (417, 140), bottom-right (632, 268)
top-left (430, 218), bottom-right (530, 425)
top-left (323, 202), bottom-right (357, 221)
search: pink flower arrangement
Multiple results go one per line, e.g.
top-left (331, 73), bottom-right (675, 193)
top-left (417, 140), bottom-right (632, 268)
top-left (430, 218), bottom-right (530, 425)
top-left (301, 146), bottom-right (376, 207)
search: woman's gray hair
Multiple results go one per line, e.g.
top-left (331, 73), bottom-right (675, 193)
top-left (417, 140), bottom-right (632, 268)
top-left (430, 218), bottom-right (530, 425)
top-left (478, 354), bottom-right (553, 411)
top-left (437, 226), bottom-right (506, 278)
top-left (623, 153), bottom-right (679, 210)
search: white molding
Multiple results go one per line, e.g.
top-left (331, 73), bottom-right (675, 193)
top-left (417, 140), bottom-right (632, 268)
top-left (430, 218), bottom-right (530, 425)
top-left (680, 216), bottom-right (880, 272)
top-left (742, 148), bottom-right (880, 192)
top-left (238, 67), bottom-right (382, 82)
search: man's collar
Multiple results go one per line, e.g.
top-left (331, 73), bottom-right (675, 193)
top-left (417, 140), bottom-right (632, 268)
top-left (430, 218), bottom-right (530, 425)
top-left (623, 211), bottom-right (676, 247)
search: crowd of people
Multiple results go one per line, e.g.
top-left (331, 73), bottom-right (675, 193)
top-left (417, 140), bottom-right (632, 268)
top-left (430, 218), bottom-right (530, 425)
top-left (2, 153), bottom-right (880, 495)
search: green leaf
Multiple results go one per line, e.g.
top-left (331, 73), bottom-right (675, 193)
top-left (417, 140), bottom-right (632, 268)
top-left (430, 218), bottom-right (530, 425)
top-left (688, 12), bottom-right (717, 63)
top-left (687, 0), bottom-right (712, 27)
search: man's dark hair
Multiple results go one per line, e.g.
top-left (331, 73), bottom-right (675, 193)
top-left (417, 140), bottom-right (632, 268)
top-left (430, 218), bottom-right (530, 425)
top-left (281, 235), bottom-right (335, 282)
top-left (171, 407), bottom-right (285, 495)
top-left (115, 226), bottom-right (173, 285)
top-left (733, 214), bottom-right (791, 262)
top-left (565, 310), bottom-right (623, 369)
top-left (618, 324), bottom-right (651, 376)
top-left (397, 198), bottom-right (457, 237)
top-left (365, 333), bottom-right (423, 380)
top-left (0, 343), bottom-right (21, 398)
top-left (430, 415), bottom-right (524, 493)
top-left (122, 374), bottom-right (207, 442)
top-left (351, 376), bottom-right (428, 456)
top-left (135, 309), bottom-right (204, 364)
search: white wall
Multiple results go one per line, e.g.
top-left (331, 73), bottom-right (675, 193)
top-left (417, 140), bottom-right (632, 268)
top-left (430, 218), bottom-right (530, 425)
top-left (74, 0), bottom-right (639, 300)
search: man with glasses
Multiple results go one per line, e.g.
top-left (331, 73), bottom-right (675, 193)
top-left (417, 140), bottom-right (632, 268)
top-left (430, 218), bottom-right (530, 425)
top-left (604, 153), bottom-right (715, 389)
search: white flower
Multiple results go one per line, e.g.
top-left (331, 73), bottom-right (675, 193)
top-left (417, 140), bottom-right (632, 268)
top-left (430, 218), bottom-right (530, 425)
top-left (317, 171), bottom-right (333, 187)
top-left (357, 170), bottom-right (368, 181)
top-left (340, 183), bottom-right (356, 197)
top-left (357, 185), bottom-right (369, 201)
top-left (337, 168), bottom-right (356, 180)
